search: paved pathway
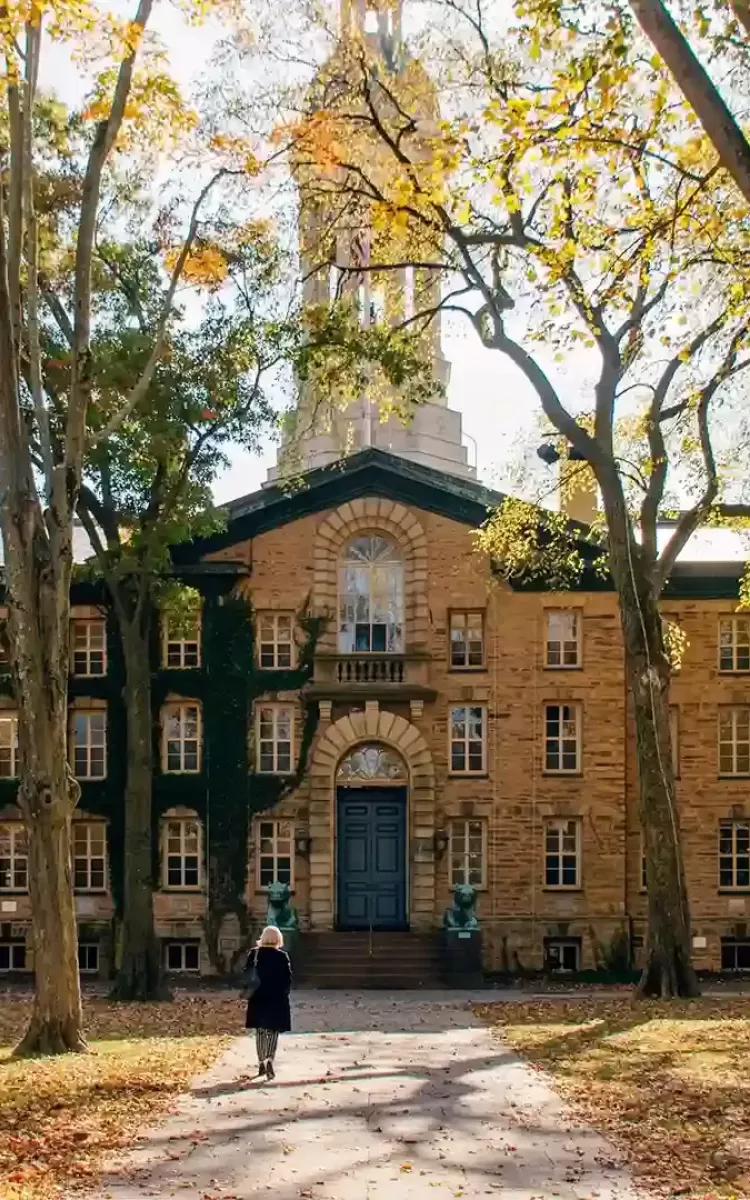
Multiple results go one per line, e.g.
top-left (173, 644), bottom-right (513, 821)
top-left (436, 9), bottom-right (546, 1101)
top-left (96, 991), bottom-right (646, 1200)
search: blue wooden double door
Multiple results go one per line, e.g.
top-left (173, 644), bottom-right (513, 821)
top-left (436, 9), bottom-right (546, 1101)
top-left (336, 787), bottom-right (407, 930)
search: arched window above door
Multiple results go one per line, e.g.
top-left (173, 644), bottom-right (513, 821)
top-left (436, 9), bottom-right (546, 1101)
top-left (336, 743), bottom-right (407, 782)
top-left (338, 534), bottom-right (404, 653)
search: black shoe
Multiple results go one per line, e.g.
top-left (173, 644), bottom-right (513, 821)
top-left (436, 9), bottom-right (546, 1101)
top-left (266, 1060), bottom-right (275, 1081)
top-left (257, 1062), bottom-right (267, 1077)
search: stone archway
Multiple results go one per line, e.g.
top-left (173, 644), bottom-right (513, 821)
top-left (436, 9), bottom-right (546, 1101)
top-left (313, 499), bottom-right (429, 653)
top-left (308, 706), bottom-right (436, 931)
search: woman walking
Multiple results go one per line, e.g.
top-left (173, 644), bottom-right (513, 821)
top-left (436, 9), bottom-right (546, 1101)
top-left (244, 925), bottom-right (292, 1080)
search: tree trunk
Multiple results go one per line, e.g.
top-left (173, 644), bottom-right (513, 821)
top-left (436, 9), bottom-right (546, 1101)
top-left (111, 612), bottom-right (169, 1001)
top-left (1, 519), bottom-right (86, 1055)
top-left (607, 517), bottom-right (700, 998)
top-left (16, 794), bottom-right (86, 1055)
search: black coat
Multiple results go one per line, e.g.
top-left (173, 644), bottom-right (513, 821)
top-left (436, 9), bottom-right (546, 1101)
top-left (244, 946), bottom-right (292, 1033)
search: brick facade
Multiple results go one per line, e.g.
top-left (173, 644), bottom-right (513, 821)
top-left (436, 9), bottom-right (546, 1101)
top-left (1, 452), bottom-right (748, 979)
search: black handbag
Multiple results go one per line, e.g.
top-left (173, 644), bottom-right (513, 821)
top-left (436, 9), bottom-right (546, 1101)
top-left (242, 951), bottom-right (260, 996)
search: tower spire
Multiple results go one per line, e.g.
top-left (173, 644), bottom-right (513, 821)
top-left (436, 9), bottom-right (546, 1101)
top-left (340, 0), bottom-right (402, 49)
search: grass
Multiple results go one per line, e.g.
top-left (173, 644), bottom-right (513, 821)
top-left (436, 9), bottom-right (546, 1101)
top-left (0, 991), bottom-right (242, 1200)
top-left (477, 996), bottom-right (750, 1199)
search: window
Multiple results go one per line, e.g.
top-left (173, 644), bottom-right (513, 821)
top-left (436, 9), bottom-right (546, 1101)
top-left (257, 705), bottom-right (294, 774)
top-left (719, 708), bottom-right (750, 776)
top-left (164, 940), bottom-right (200, 972)
top-left (641, 837), bottom-right (647, 891)
top-left (78, 943), bottom-right (99, 974)
top-left (163, 818), bottom-right (202, 889)
top-left (544, 704), bottom-right (581, 773)
top-left (71, 618), bottom-right (106, 677)
top-left (719, 616), bottom-right (750, 672)
top-left (0, 713), bottom-right (19, 778)
top-left (257, 820), bottom-right (294, 888)
top-left (338, 534), bottom-right (404, 653)
top-left (258, 613), bottom-right (294, 670)
top-left (545, 610), bottom-right (581, 668)
top-left (71, 711), bottom-right (106, 780)
top-left (719, 820), bottom-right (750, 889)
top-left (449, 612), bottom-right (484, 669)
top-left (162, 703), bottom-right (201, 773)
top-left (449, 706), bottom-right (486, 774)
top-left (544, 818), bottom-right (581, 888)
top-left (73, 823), bottom-right (107, 892)
top-left (0, 824), bottom-right (27, 891)
top-left (721, 939), bottom-right (750, 971)
top-left (544, 939), bottom-right (581, 972)
top-left (163, 614), bottom-right (201, 669)
top-left (449, 819), bottom-right (487, 888)
top-left (0, 617), bottom-right (9, 669)
top-left (0, 942), bottom-right (26, 972)
top-left (670, 706), bottom-right (679, 777)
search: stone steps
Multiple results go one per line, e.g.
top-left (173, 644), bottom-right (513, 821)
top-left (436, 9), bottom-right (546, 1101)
top-left (296, 931), bottom-right (444, 989)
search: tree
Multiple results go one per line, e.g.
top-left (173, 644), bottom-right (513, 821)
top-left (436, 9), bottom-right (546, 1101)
top-left (0, 0), bottom-right (243, 1052)
top-left (71, 228), bottom-right (281, 1000)
top-left (287, 0), bottom-right (750, 995)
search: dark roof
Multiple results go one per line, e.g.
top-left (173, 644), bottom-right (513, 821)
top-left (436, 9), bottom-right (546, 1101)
top-left (171, 448), bottom-right (503, 563)
top-left (0, 449), bottom-right (738, 601)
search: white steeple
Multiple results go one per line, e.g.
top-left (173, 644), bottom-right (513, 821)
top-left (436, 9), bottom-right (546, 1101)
top-left (266, 0), bottom-right (475, 486)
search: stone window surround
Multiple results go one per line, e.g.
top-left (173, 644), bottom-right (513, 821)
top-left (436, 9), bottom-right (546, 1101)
top-left (448, 704), bottom-right (487, 775)
top-left (308, 704), bottom-right (436, 932)
top-left (162, 610), bottom-right (202, 670)
top-left (719, 614), bottom-right (750, 674)
top-left (71, 615), bottom-right (107, 678)
top-left (0, 710), bottom-right (19, 779)
top-left (161, 699), bottom-right (202, 774)
top-left (448, 609), bottom-right (485, 671)
top-left (545, 608), bottom-right (582, 670)
top-left (73, 821), bottom-right (107, 893)
top-left (255, 817), bottom-right (295, 891)
top-left (0, 820), bottom-right (28, 892)
top-left (258, 612), bottom-right (295, 670)
top-left (70, 707), bottom-right (107, 781)
top-left (543, 702), bottom-right (582, 775)
top-left (255, 702), bottom-right (295, 775)
top-left (718, 706), bottom-right (750, 777)
top-left (544, 816), bottom-right (582, 890)
top-left (719, 818), bottom-right (750, 891)
top-left (161, 808), bottom-right (203, 891)
top-left (448, 816), bottom-right (488, 890)
top-left (313, 500), bottom-right (429, 655)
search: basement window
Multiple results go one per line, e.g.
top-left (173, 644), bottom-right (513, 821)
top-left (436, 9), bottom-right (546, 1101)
top-left (164, 940), bottom-right (200, 973)
top-left (544, 938), bottom-right (581, 973)
top-left (0, 941), bottom-right (26, 971)
top-left (721, 938), bottom-right (750, 971)
top-left (78, 943), bottom-right (100, 974)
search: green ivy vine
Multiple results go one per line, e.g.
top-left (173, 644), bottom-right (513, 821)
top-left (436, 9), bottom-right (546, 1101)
top-left (0, 580), bottom-right (325, 978)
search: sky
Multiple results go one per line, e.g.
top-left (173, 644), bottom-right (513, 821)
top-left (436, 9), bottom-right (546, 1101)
top-left (37, 0), bottom-right (748, 562)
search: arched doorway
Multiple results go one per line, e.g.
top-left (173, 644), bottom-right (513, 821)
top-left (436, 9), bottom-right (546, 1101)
top-left (335, 743), bottom-right (408, 931)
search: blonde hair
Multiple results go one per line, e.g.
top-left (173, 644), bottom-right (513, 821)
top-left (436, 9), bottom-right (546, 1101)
top-left (257, 925), bottom-right (284, 949)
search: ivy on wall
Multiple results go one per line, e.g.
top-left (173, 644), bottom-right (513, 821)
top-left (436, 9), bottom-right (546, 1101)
top-left (0, 579), bottom-right (325, 976)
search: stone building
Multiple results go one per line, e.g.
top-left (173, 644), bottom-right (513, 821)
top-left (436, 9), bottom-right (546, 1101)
top-left (1, 447), bottom-right (749, 982)
top-left (1, 0), bottom-right (750, 983)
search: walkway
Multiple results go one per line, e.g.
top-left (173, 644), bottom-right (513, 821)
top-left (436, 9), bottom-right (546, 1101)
top-left (95, 991), bottom-right (646, 1199)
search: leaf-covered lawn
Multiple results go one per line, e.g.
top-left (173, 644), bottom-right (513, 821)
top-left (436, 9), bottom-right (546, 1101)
top-left (0, 991), bottom-right (242, 1200)
top-left (477, 997), bottom-right (750, 1199)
